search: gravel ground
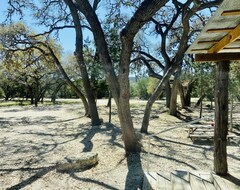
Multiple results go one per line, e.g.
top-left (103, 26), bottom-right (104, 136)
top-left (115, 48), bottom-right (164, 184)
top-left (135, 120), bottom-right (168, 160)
top-left (0, 99), bottom-right (239, 190)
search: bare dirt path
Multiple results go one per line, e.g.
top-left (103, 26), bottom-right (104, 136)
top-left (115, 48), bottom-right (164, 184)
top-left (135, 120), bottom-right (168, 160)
top-left (0, 99), bottom-right (239, 189)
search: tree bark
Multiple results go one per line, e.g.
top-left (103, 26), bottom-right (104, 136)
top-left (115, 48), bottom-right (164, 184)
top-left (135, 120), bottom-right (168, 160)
top-left (169, 69), bottom-right (181, 116)
top-left (165, 81), bottom-right (171, 108)
top-left (141, 66), bottom-right (176, 133)
top-left (169, 78), bottom-right (179, 116)
top-left (214, 61), bottom-right (229, 175)
top-left (55, 60), bottom-right (89, 116)
top-left (194, 94), bottom-right (205, 107)
top-left (65, 0), bottom-right (101, 126)
top-left (43, 40), bottom-right (89, 116)
top-left (229, 94), bottom-right (233, 132)
top-left (51, 82), bottom-right (63, 104)
top-left (184, 84), bottom-right (192, 107)
top-left (179, 83), bottom-right (185, 108)
top-left (179, 81), bottom-right (193, 108)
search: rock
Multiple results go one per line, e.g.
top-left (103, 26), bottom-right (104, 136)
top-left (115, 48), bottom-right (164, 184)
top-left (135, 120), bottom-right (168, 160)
top-left (56, 152), bottom-right (98, 172)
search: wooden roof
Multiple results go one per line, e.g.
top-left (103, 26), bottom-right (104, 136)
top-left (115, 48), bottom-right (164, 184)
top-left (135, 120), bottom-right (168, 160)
top-left (186, 0), bottom-right (240, 62)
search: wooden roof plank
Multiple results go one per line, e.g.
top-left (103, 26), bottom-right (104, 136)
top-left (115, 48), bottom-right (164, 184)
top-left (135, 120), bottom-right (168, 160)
top-left (195, 53), bottom-right (240, 62)
top-left (221, 10), bottom-right (240, 16)
top-left (208, 24), bottom-right (240, 53)
top-left (197, 40), bottom-right (218, 44)
top-left (185, 0), bottom-right (240, 58)
top-left (207, 28), bottom-right (234, 33)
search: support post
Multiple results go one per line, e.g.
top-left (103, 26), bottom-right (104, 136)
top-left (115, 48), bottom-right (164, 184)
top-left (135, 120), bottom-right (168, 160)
top-left (214, 61), bottom-right (230, 175)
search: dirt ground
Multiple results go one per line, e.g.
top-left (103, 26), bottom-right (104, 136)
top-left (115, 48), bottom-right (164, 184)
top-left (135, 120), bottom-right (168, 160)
top-left (0, 99), bottom-right (239, 190)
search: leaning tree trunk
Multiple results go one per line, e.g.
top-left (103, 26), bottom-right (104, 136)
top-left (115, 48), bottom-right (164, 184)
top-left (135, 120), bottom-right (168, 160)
top-left (214, 61), bottom-right (229, 175)
top-left (56, 63), bottom-right (89, 116)
top-left (141, 67), bottom-right (175, 133)
top-left (194, 94), bottom-right (205, 107)
top-left (47, 45), bottom-right (89, 116)
top-left (67, 0), bottom-right (101, 126)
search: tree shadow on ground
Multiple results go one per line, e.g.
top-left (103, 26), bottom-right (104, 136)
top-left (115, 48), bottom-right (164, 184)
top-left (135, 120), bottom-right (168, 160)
top-left (125, 153), bottom-right (144, 190)
top-left (222, 174), bottom-right (240, 186)
top-left (81, 123), bottom-right (123, 152)
top-left (176, 111), bottom-right (194, 122)
top-left (2, 166), bottom-right (55, 190)
top-left (69, 173), bottom-right (119, 190)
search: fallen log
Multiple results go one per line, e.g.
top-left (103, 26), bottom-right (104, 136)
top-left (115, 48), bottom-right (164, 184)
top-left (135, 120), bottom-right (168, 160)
top-left (56, 152), bottom-right (98, 172)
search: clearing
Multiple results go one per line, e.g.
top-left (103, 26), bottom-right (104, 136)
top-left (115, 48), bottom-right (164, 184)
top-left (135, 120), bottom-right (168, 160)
top-left (0, 99), bottom-right (239, 189)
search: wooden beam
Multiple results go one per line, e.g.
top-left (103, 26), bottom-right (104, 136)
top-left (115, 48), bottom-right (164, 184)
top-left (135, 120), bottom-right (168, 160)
top-left (214, 61), bottom-right (229, 175)
top-left (208, 24), bottom-right (240, 53)
top-left (197, 39), bottom-right (240, 45)
top-left (223, 47), bottom-right (240, 50)
top-left (197, 40), bottom-right (218, 44)
top-left (207, 28), bottom-right (234, 33)
top-left (191, 49), bottom-right (208, 52)
top-left (221, 10), bottom-right (240, 16)
top-left (195, 53), bottom-right (240, 62)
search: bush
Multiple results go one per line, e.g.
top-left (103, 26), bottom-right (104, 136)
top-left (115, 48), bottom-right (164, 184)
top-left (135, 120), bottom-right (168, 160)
top-left (135, 78), bottom-right (150, 100)
top-left (0, 87), bottom-right (5, 98)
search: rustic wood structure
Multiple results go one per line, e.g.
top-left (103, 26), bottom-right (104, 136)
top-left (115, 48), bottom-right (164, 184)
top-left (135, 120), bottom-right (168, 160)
top-left (142, 170), bottom-right (240, 190)
top-left (186, 0), bottom-right (240, 175)
top-left (185, 124), bottom-right (238, 142)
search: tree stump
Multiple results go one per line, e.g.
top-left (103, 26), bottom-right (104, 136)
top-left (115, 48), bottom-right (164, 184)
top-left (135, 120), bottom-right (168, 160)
top-left (56, 152), bottom-right (98, 172)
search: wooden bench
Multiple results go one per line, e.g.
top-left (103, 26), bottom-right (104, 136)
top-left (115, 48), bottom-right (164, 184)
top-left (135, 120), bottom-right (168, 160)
top-left (189, 134), bottom-right (214, 142)
top-left (186, 124), bottom-right (214, 138)
top-left (189, 133), bottom-right (239, 142)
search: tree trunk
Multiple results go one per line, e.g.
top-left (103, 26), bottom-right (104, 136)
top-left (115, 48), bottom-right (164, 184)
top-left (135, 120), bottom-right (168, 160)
top-left (169, 78), bottom-right (179, 116)
top-left (66, 0), bottom-right (101, 126)
top-left (31, 97), bottom-right (34, 105)
top-left (76, 56), bottom-right (101, 125)
top-left (169, 69), bottom-right (181, 116)
top-left (46, 44), bottom-right (89, 116)
top-left (51, 83), bottom-right (63, 104)
top-left (185, 83), bottom-right (193, 106)
top-left (5, 93), bottom-right (10, 101)
top-left (117, 36), bottom-right (141, 153)
top-left (165, 81), bottom-right (171, 108)
top-left (229, 94), bottom-right (233, 132)
top-left (194, 94), bottom-right (205, 107)
top-left (179, 83), bottom-right (186, 108)
top-left (141, 67), bottom-right (176, 133)
top-left (118, 97), bottom-right (140, 153)
top-left (214, 61), bottom-right (229, 175)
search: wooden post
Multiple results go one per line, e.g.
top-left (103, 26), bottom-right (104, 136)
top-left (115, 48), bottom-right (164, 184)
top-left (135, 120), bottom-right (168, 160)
top-left (214, 61), bottom-right (230, 175)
